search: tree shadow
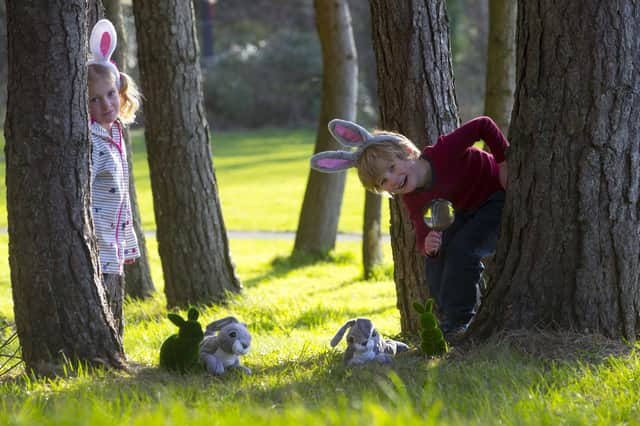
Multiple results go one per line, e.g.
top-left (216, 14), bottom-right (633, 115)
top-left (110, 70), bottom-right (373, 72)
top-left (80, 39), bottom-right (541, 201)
top-left (287, 305), bottom-right (396, 331)
top-left (242, 250), bottom-right (358, 289)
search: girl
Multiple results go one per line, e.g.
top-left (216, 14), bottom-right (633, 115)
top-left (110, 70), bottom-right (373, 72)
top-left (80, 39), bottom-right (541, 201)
top-left (88, 19), bottom-right (141, 340)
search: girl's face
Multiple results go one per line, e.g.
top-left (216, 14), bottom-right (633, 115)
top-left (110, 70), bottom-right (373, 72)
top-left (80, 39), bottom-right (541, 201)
top-left (89, 76), bottom-right (120, 130)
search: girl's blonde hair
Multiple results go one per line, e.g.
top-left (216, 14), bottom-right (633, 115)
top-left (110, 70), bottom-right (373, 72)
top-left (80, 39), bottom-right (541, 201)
top-left (88, 64), bottom-right (141, 125)
top-left (356, 131), bottom-right (421, 194)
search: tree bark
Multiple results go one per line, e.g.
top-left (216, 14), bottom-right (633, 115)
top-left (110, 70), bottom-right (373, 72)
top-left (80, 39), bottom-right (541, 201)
top-left (369, 0), bottom-right (459, 334)
top-left (294, 0), bottom-right (358, 255)
top-left (132, 0), bottom-right (241, 308)
top-left (483, 0), bottom-right (516, 135)
top-left (4, 0), bottom-right (125, 374)
top-left (472, 0), bottom-right (640, 341)
top-left (103, 0), bottom-right (156, 299)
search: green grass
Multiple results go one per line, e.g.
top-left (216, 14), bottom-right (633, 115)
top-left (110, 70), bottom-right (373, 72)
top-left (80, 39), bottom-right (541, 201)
top-left (1, 130), bottom-right (640, 424)
top-left (1, 237), bottom-right (639, 425)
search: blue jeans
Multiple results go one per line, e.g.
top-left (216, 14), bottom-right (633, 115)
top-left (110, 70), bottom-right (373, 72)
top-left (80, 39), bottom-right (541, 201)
top-left (424, 191), bottom-right (504, 332)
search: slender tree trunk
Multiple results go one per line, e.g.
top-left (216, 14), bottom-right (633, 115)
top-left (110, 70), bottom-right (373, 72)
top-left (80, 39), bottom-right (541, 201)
top-left (104, 0), bottom-right (156, 299)
top-left (472, 0), bottom-right (640, 341)
top-left (369, 0), bottom-right (459, 334)
top-left (363, 191), bottom-right (383, 279)
top-left (483, 0), bottom-right (516, 135)
top-left (5, 0), bottom-right (125, 374)
top-left (294, 0), bottom-right (358, 255)
top-left (132, 0), bottom-right (241, 308)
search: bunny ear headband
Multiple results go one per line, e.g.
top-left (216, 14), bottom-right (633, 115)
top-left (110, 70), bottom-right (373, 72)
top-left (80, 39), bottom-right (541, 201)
top-left (310, 119), bottom-right (404, 173)
top-left (87, 19), bottom-right (121, 89)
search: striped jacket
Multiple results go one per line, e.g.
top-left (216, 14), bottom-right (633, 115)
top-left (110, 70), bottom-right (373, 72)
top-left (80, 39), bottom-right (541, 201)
top-left (90, 120), bottom-right (139, 274)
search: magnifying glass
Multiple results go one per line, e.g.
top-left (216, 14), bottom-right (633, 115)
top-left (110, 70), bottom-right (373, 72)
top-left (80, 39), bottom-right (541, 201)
top-left (422, 198), bottom-right (455, 231)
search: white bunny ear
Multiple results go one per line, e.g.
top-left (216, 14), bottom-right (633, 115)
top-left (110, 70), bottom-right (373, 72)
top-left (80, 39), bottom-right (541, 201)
top-left (328, 119), bottom-right (374, 149)
top-left (310, 150), bottom-right (357, 173)
top-left (90, 19), bottom-right (117, 61)
top-left (88, 19), bottom-right (121, 88)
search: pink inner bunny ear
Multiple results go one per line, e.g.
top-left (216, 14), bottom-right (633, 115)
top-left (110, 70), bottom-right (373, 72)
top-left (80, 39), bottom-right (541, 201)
top-left (334, 124), bottom-right (363, 143)
top-left (317, 158), bottom-right (352, 169)
top-left (100, 32), bottom-right (112, 57)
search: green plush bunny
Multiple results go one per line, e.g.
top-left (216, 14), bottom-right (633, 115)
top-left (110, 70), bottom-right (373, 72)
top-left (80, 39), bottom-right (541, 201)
top-left (159, 307), bottom-right (204, 373)
top-left (413, 299), bottom-right (448, 356)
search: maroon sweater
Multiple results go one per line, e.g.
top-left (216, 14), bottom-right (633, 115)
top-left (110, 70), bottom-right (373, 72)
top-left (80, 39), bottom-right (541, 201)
top-left (401, 116), bottom-right (509, 255)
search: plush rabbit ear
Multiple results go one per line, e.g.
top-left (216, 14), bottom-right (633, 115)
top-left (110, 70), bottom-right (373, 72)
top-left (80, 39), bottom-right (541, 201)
top-left (310, 150), bottom-right (358, 173)
top-left (88, 19), bottom-right (121, 88)
top-left (187, 307), bottom-right (199, 321)
top-left (168, 313), bottom-right (186, 328)
top-left (205, 316), bottom-right (239, 335)
top-left (355, 318), bottom-right (374, 338)
top-left (330, 319), bottom-right (356, 347)
top-left (328, 119), bottom-right (374, 149)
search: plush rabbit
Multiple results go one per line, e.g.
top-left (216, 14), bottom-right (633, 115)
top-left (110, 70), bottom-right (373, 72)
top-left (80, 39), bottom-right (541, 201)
top-left (159, 307), bottom-right (204, 373)
top-left (200, 316), bottom-right (251, 375)
top-left (310, 119), bottom-right (403, 173)
top-left (330, 318), bottom-right (409, 366)
top-left (413, 299), bottom-right (448, 356)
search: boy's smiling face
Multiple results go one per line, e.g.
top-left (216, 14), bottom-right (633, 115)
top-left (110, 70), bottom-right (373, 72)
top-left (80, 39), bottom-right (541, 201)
top-left (377, 157), bottom-right (428, 195)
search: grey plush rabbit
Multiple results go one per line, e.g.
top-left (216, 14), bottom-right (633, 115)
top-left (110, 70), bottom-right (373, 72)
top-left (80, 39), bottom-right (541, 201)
top-left (199, 316), bottom-right (251, 375)
top-left (330, 318), bottom-right (409, 366)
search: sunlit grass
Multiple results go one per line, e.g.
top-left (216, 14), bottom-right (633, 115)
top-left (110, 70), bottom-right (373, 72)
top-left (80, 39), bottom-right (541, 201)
top-left (1, 236), bottom-right (639, 424)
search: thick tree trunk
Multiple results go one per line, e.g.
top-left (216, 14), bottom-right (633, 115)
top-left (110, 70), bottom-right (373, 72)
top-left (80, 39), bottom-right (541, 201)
top-left (363, 191), bottom-right (383, 279)
top-left (483, 0), bottom-right (516, 135)
top-left (104, 0), bottom-right (156, 299)
top-left (369, 0), bottom-right (459, 334)
top-left (473, 0), bottom-right (640, 341)
top-left (4, 0), bottom-right (125, 373)
top-left (133, 0), bottom-right (241, 308)
top-left (294, 0), bottom-right (358, 255)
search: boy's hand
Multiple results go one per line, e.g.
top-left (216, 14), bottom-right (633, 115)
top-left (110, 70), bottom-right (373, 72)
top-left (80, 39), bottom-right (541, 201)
top-left (424, 231), bottom-right (442, 256)
top-left (124, 259), bottom-right (136, 265)
top-left (498, 161), bottom-right (508, 189)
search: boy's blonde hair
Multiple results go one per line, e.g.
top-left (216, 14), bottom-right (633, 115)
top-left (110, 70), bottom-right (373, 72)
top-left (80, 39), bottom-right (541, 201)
top-left (88, 64), bottom-right (141, 125)
top-left (356, 131), bottom-right (421, 194)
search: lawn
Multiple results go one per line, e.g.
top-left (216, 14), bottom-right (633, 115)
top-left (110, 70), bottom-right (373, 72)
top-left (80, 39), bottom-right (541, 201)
top-left (1, 130), bottom-right (639, 425)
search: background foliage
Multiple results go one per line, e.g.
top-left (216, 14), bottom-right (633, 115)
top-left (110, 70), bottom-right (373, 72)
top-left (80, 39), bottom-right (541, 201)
top-left (0, 0), bottom-right (488, 130)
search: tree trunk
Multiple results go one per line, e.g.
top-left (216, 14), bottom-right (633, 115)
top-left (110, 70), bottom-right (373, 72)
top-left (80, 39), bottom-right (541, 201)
top-left (4, 0), bottom-right (125, 374)
top-left (104, 0), bottom-right (156, 299)
top-left (363, 191), bottom-right (383, 279)
top-left (132, 0), bottom-right (241, 308)
top-left (294, 0), bottom-right (358, 255)
top-left (483, 0), bottom-right (516, 135)
top-left (369, 0), bottom-right (459, 334)
top-left (472, 0), bottom-right (640, 341)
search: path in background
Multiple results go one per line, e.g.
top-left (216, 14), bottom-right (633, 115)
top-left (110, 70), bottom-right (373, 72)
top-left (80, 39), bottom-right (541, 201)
top-left (0, 228), bottom-right (390, 241)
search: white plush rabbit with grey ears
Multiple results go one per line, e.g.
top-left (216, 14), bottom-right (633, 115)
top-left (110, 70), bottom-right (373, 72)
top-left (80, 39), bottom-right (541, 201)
top-left (330, 317), bottom-right (409, 367)
top-left (310, 119), bottom-right (403, 173)
top-left (200, 316), bottom-right (251, 375)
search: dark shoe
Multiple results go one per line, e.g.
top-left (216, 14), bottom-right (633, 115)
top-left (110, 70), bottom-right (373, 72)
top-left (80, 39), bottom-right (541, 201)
top-left (443, 324), bottom-right (468, 344)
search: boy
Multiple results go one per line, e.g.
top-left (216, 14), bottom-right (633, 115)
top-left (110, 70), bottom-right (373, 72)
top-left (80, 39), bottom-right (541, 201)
top-left (311, 116), bottom-right (509, 340)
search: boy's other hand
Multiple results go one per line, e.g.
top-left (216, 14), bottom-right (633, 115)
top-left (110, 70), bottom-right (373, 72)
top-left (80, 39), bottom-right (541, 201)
top-left (499, 161), bottom-right (508, 189)
top-left (424, 231), bottom-right (442, 256)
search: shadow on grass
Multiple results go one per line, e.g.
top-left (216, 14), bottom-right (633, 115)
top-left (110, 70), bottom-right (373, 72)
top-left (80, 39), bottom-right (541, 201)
top-left (242, 250), bottom-right (358, 289)
top-left (288, 305), bottom-right (396, 331)
top-left (4, 335), bottom-right (638, 424)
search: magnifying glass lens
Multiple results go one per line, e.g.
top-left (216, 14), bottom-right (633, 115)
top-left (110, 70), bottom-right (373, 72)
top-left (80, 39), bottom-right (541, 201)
top-left (423, 199), bottom-right (454, 231)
